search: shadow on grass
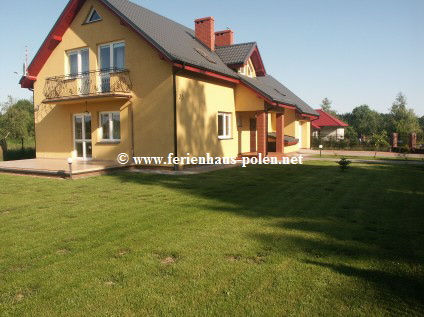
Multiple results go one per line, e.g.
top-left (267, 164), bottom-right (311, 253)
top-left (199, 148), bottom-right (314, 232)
top-left (108, 162), bottom-right (424, 311)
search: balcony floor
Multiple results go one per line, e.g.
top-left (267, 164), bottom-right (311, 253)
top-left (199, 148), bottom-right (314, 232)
top-left (42, 92), bottom-right (132, 104)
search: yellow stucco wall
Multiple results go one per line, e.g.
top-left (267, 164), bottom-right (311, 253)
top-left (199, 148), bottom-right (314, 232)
top-left (176, 73), bottom-right (238, 159)
top-left (33, 0), bottom-right (174, 161)
top-left (302, 121), bottom-right (311, 149)
top-left (236, 111), bottom-right (257, 154)
top-left (235, 85), bottom-right (264, 111)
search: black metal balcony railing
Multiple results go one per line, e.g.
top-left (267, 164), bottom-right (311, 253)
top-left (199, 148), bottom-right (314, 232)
top-left (43, 68), bottom-right (132, 100)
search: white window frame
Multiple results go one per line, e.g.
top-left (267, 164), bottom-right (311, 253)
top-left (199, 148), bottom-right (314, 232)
top-left (238, 59), bottom-right (256, 78)
top-left (66, 48), bottom-right (89, 76)
top-left (218, 112), bottom-right (232, 140)
top-left (99, 111), bottom-right (121, 142)
top-left (98, 41), bottom-right (126, 71)
top-left (85, 7), bottom-right (102, 24)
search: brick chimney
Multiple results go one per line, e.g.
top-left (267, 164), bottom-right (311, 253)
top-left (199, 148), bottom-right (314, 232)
top-left (215, 30), bottom-right (234, 47)
top-left (195, 17), bottom-right (215, 51)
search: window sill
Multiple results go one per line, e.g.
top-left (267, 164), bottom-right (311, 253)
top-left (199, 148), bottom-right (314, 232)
top-left (218, 137), bottom-right (233, 140)
top-left (97, 141), bottom-right (121, 145)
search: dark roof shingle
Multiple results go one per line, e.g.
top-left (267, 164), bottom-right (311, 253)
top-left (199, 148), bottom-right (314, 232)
top-left (240, 74), bottom-right (319, 116)
top-left (215, 42), bottom-right (256, 65)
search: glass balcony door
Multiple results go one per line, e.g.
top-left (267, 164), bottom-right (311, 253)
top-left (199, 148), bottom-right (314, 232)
top-left (68, 49), bottom-right (89, 95)
top-left (73, 114), bottom-right (92, 160)
top-left (99, 42), bottom-right (125, 93)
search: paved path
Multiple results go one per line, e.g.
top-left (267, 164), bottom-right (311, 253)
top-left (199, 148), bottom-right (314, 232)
top-left (299, 149), bottom-right (424, 159)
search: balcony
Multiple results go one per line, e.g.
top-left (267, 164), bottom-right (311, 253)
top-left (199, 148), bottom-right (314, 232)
top-left (43, 69), bottom-right (132, 103)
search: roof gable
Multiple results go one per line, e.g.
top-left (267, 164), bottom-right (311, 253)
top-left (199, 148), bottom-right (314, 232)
top-left (313, 110), bottom-right (348, 127)
top-left (215, 42), bottom-right (266, 76)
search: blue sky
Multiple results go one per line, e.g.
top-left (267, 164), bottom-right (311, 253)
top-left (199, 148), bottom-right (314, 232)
top-left (0, 0), bottom-right (423, 116)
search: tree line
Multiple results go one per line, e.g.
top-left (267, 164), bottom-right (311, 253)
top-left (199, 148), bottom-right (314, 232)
top-left (320, 92), bottom-right (424, 147)
top-left (0, 96), bottom-right (35, 155)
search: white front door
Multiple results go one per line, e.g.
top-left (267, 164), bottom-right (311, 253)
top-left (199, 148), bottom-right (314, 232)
top-left (73, 114), bottom-right (92, 160)
top-left (298, 123), bottom-right (303, 148)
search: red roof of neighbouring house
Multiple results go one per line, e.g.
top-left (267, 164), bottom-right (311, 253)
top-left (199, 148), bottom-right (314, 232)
top-left (312, 109), bottom-right (348, 128)
top-left (311, 121), bottom-right (321, 129)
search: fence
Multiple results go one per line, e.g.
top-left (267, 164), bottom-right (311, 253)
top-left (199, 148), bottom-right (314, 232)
top-left (312, 133), bottom-right (424, 153)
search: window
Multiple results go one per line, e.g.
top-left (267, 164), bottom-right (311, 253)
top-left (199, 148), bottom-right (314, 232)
top-left (67, 48), bottom-right (90, 94)
top-left (238, 59), bottom-right (256, 78)
top-left (99, 42), bottom-right (125, 71)
top-left (99, 112), bottom-right (120, 141)
top-left (85, 8), bottom-right (102, 24)
top-left (237, 114), bottom-right (243, 128)
top-left (99, 42), bottom-right (125, 92)
top-left (218, 112), bottom-right (232, 139)
top-left (67, 49), bottom-right (89, 76)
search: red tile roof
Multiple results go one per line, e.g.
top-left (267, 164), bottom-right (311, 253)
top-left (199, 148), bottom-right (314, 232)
top-left (311, 121), bottom-right (321, 129)
top-left (312, 109), bottom-right (348, 128)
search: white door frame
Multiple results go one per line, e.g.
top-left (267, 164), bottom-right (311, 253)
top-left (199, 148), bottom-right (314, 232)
top-left (98, 41), bottom-right (125, 93)
top-left (67, 48), bottom-right (89, 95)
top-left (73, 113), bottom-right (92, 160)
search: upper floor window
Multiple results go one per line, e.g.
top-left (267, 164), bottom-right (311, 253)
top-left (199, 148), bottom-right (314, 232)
top-left (238, 59), bottom-right (256, 78)
top-left (67, 48), bottom-right (89, 76)
top-left (85, 8), bottom-right (102, 24)
top-left (99, 42), bottom-right (125, 71)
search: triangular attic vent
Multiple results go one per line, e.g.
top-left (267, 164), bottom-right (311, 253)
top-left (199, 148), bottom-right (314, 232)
top-left (86, 8), bottom-right (102, 23)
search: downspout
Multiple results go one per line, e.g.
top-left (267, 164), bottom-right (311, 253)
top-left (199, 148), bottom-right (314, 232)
top-left (172, 63), bottom-right (185, 171)
top-left (130, 101), bottom-right (135, 159)
top-left (265, 102), bottom-right (269, 157)
top-left (29, 88), bottom-right (36, 156)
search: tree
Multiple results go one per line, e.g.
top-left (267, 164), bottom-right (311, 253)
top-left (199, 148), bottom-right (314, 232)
top-left (418, 115), bottom-right (424, 131)
top-left (344, 126), bottom-right (358, 141)
top-left (320, 98), bottom-right (338, 117)
top-left (389, 92), bottom-right (420, 134)
top-left (350, 105), bottom-right (382, 138)
top-left (371, 132), bottom-right (390, 157)
top-left (0, 96), bottom-right (34, 154)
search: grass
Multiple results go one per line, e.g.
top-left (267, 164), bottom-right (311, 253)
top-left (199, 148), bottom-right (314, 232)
top-left (0, 162), bottom-right (423, 316)
top-left (311, 154), bottom-right (424, 162)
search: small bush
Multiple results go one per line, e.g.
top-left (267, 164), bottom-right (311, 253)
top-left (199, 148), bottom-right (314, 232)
top-left (338, 157), bottom-right (352, 172)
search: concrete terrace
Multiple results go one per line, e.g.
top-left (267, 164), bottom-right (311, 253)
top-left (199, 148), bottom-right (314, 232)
top-left (0, 159), bottom-right (126, 178)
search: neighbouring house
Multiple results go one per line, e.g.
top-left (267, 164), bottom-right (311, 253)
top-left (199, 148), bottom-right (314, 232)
top-left (19, 0), bottom-right (319, 167)
top-left (311, 110), bottom-right (348, 140)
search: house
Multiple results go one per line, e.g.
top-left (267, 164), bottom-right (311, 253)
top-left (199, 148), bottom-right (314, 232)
top-left (19, 0), bottom-right (319, 168)
top-left (311, 110), bottom-right (348, 140)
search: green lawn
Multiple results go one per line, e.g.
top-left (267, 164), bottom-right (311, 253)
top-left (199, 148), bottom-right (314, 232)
top-left (1, 162), bottom-right (423, 316)
top-left (311, 154), bottom-right (424, 162)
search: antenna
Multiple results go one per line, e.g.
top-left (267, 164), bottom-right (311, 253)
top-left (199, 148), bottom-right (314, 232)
top-left (23, 46), bottom-right (28, 76)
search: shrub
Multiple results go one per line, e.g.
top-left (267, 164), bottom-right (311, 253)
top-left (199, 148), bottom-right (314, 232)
top-left (338, 157), bottom-right (352, 172)
top-left (4, 148), bottom-right (36, 161)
